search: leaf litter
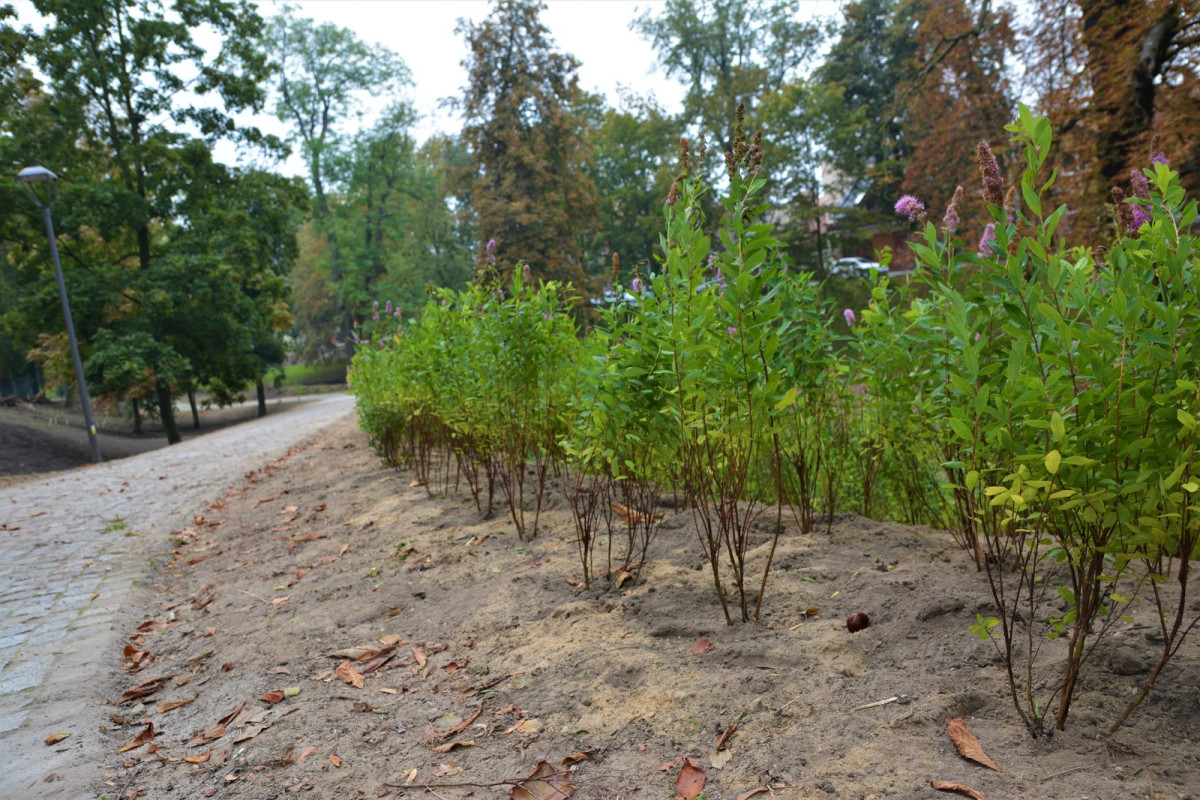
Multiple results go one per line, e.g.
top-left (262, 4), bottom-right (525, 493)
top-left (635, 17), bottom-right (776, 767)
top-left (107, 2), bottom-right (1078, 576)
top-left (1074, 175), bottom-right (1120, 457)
top-left (106, 416), bottom-right (1199, 800)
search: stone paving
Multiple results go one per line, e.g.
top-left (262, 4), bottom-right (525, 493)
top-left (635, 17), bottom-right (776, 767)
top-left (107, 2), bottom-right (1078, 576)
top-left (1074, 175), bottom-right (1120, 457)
top-left (0, 393), bottom-right (356, 798)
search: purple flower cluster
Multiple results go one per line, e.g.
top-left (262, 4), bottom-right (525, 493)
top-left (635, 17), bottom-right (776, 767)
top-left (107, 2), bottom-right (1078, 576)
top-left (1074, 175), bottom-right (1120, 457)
top-left (843, 308), bottom-right (856, 327)
top-left (977, 222), bottom-right (996, 258)
top-left (894, 195), bottom-right (926, 223)
top-left (977, 140), bottom-right (1004, 207)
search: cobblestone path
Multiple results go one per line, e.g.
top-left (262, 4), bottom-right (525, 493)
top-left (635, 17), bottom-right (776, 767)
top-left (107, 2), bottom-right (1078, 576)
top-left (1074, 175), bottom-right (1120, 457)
top-left (0, 393), bottom-right (356, 797)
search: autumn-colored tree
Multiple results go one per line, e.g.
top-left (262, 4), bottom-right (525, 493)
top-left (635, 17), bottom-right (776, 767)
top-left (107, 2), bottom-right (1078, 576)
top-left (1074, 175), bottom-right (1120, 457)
top-left (817, 0), bottom-right (1015, 261)
top-left (898, 1), bottom-right (1016, 239)
top-left (1024, 0), bottom-right (1199, 237)
top-left (455, 0), bottom-right (597, 288)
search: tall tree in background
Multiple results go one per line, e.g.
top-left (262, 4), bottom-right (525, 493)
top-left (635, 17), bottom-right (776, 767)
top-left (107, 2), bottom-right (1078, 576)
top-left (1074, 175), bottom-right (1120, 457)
top-left (267, 8), bottom-right (410, 343)
top-left (581, 90), bottom-right (678, 279)
top-left (898, 1), bottom-right (1015, 233)
top-left (25, 0), bottom-right (273, 443)
top-left (456, 0), bottom-right (597, 287)
top-left (633, 0), bottom-right (823, 182)
top-left (817, 0), bottom-right (1014, 260)
top-left (1025, 0), bottom-right (1199, 236)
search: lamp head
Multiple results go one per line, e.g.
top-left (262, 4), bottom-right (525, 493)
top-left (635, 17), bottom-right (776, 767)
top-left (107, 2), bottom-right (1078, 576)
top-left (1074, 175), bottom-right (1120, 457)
top-left (17, 165), bottom-right (58, 209)
top-left (17, 165), bottom-right (58, 184)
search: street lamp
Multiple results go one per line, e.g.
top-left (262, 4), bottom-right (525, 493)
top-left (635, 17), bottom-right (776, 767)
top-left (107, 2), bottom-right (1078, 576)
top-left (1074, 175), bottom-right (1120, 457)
top-left (18, 165), bottom-right (102, 463)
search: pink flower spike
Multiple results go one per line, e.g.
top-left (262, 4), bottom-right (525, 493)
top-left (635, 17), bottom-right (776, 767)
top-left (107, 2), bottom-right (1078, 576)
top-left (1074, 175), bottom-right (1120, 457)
top-left (843, 308), bottom-right (856, 327)
top-left (727, 326), bottom-right (738, 335)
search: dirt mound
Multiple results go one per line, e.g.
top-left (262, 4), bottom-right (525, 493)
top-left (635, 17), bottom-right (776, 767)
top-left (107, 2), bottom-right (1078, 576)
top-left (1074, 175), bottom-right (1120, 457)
top-left (98, 417), bottom-right (1200, 799)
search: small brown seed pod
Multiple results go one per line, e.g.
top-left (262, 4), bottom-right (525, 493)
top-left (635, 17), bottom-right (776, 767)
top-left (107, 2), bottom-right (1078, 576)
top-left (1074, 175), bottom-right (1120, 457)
top-left (846, 612), bottom-right (870, 633)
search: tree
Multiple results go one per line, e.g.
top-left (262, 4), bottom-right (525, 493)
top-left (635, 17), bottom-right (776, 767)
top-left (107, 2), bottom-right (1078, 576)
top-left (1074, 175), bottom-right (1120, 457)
top-left (816, 0), bottom-right (1015, 260)
top-left (455, 0), bottom-right (597, 288)
top-left (28, 0), bottom-right (274, 443)
top-left (582, 90), bottom-right (678, 280)
top-left (1024, 0), bottom-right (1200, 235)
top-left (633, 0), bottom-right (823, 181)
top-left (266, 7), bottom-right (410, 340)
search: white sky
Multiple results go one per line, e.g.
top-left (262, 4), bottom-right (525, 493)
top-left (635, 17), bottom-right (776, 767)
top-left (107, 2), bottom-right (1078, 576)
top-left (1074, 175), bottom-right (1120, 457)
top-left (10, 0), bottom-right (841, 176)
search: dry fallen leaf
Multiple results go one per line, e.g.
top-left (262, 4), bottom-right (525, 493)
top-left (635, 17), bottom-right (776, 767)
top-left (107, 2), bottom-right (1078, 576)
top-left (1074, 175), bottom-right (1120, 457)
top-left (714, 720), bottom-right (739, 751)
top-left (116, 674), bottom-right (176, 705)
top-left (330, 754), bottom-right (342, 768)
top-left (116, 722), bottom-right (156, 754)
top-left (335, 660), bottom-right (365, 689)
top-left (560, 750), bottom-right (593, 766)
top-left (186, 724), bottom-right (226, 748)
top-left (674, 757), bottom-right (707, 800)
top-left (259, 691), bottom-right (285, 704)
top-left (217, 701), bottom-right (246, 727)
top-left (509, 760), bottom-right (576, 800)
top-left (270, 595), bottom-right (290, 606)
top-left (710, 749), bottom-right (733, 769)
top-left (432, 740), bottom-right (475, 753)
top-left (931, 779), bottom-right (987, 799)
top-left (403, 768), bottom-right (418, 785)
top-left (183, 748), bottom-right (211, 764)
top-left (43, 732), bottom-right (71, 745)
top-left (689, 636), bottom-right (715, 656)
top-left (946, 717), bottom-right (1002, 772)
top-left (736, 789), bottom-right (769, 800)
top-left (437, 702), bottom-right (484, 740)
top-left (296, 746), bottom-right (318, 763)
top-left (412, 646), bottom-right (428, 669)
top-left (156, 698), bottom-right (195, 714)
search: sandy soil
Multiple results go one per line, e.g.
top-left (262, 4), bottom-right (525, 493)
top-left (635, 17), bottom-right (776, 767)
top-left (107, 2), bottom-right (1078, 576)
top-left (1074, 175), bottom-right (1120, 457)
top-left (96, 416), bottom-right (1200, 800)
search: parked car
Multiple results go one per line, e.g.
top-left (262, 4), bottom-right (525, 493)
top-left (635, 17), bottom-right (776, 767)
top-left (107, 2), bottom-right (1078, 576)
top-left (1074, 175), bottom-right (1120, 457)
top-left (829, 256), bottom-right (884, 278)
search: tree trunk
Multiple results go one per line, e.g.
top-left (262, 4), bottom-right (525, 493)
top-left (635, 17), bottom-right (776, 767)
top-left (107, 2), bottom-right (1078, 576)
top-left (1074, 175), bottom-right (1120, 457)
top-left (156, 378), bottom-right (182, 445)
top-left (256, 379), bottom-right (267, 418)
top-left (187, 387), bottom-right (200, 429)
top-left (131, 397), bottom-right (142, 435)
top-left (1079, 0), bottom-right (1179, 196)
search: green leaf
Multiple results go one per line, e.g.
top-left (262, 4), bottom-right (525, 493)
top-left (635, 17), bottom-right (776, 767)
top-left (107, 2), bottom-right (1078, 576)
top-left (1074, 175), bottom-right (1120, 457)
top-left (1045, 450), bottom-right (1061, 475)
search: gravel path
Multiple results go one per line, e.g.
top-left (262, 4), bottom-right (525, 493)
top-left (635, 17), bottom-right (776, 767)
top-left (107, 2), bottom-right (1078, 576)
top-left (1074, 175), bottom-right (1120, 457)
top-left (0, 393), bottom-right (356, 798)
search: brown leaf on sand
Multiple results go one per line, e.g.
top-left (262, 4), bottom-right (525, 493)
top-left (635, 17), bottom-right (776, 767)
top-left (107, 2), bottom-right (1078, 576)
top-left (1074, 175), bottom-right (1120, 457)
top-left (412, 646), bottom-right (428, 669)
top-left (674, 757), bottom-right (706, 800)
top-left (217, 701), bottom-right (246, 727)
top-left (714, 720), bottom-right (739, 751)
top-left (43, 732), bottom-right (71, 745)
top-left (946, 717), bottom-right (1001, 772)
top-left (156, 698), bottom-right (195, 714)
top-left (296, 745), bottom-right (317, 762)
top-left (736, 790), bottom-right (769, 800)
top-left (116, 674), bottom-right (176, 705)
top-left (116, 722), bottom-right (156, 754)
top-left (186, 724), bottom-right (226, 747)
top-left (689, 636), bottom-right (714, 657)
top-left (614, 570), bottom-right (634, 589)
top-left (609, 502), bottom-right (664, 525)
top-left (431, 740), bottom-right (474, 753)
top-left (183, 748), bottom-right (211, 764)
top-left (509, 760), bottom-right (576, 800)
top-left (259, 691), bottom-right (285, 704)
top-left (335, 660), bottom-right (365, 689)
top-left (931, 779), bottom-right (987, 799)
top-left (437, 701), bottom-right (484, 741)
top-left (560, 749), bottom-right (593, 766)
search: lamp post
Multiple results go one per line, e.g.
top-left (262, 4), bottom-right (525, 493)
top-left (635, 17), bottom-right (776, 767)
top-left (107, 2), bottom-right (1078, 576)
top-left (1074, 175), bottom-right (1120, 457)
top-left (18, 165), bottom-right (102, 463)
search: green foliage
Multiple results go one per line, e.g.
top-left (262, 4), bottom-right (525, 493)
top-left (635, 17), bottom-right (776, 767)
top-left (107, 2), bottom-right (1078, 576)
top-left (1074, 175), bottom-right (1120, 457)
top-left (906, 105), bottom-right (1200, 737)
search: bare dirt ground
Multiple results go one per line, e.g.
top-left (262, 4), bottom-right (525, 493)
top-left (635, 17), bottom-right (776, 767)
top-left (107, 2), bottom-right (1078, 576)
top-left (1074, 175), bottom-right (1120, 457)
top-left (96, 416), bottom-right (1200, 800)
